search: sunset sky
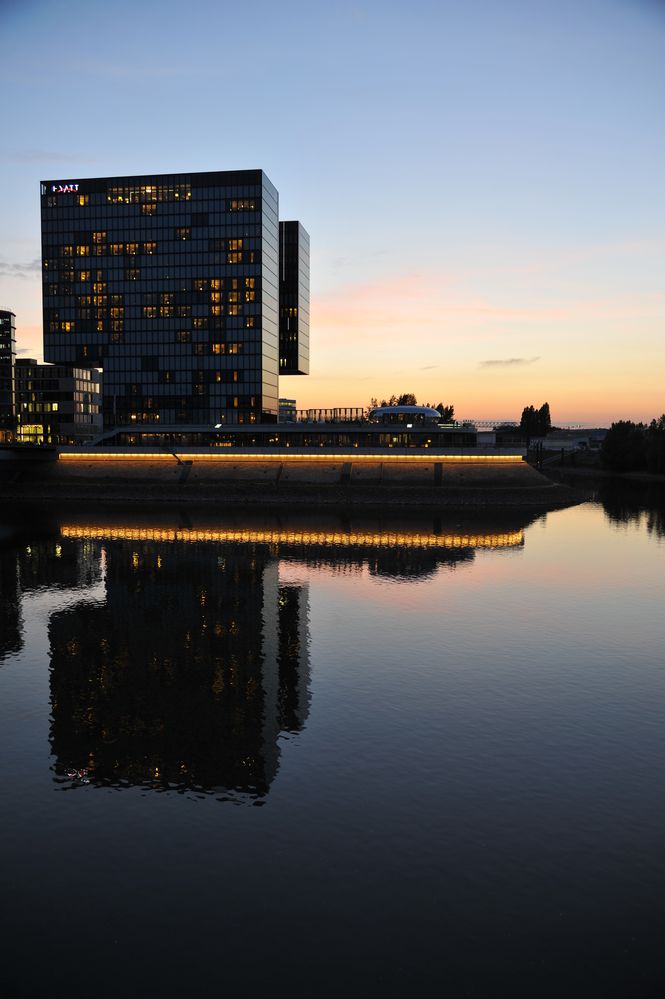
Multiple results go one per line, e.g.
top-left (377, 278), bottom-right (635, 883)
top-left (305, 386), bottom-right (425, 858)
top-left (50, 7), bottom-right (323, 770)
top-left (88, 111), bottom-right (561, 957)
top-left (1, 0), bottom-right (663, 425)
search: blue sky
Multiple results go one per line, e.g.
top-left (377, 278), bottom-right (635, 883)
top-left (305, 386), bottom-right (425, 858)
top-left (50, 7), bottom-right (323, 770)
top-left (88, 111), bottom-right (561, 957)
top-left (1, 0), bottom-right (664, 422)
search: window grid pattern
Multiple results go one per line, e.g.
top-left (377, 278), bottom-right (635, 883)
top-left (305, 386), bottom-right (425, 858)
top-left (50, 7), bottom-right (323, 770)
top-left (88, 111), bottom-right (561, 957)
top-left (41, 170), bottom-right (283, 428)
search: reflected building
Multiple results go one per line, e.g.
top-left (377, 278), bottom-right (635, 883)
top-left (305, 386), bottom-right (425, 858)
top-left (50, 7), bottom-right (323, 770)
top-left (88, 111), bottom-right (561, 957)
top-left (0, 552), bottom-right (22, 662)
top-left (18, 538), bottom-right (102, 593)
top-left (49, 538), bottom-right (310, 797)
top-left (46, 517), bottom-right (529, 796)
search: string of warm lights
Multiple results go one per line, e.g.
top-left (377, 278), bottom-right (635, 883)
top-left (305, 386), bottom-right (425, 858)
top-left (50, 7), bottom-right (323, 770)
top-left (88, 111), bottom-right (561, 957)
top-left (60, 525), bottom-right (524, 549)
top-left (58, 451), bottom-right (522, 464)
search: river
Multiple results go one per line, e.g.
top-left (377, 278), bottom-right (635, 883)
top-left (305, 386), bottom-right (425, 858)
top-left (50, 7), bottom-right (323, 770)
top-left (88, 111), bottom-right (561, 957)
top-left (0, 487), bottom-right (663, 997)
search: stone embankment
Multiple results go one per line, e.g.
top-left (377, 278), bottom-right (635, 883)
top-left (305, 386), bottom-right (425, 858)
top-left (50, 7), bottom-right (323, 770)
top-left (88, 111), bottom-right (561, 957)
top-left (0, 452), bottom-right (583, 510)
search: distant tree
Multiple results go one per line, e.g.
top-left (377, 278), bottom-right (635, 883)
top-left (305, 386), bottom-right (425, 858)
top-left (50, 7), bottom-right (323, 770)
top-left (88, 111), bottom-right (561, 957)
top-left (601, 421), bottom-right (647, 472)
top-left (646, 415), bottom-right (665, 474)
top-left (368, 394), bottom-right (454, 420)
top-left (370, 393), bottom-right (416, 408)
top-left (435, 402), bottom-right (455, 421)
top-left (520, 402), bottom-right (552, 437)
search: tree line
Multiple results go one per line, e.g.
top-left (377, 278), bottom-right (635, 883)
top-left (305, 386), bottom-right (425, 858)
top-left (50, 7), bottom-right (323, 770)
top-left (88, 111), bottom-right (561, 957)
top-left (601, 417), bottom-right (665, 474)
top-left (368, 394), bottom-right (455, 422)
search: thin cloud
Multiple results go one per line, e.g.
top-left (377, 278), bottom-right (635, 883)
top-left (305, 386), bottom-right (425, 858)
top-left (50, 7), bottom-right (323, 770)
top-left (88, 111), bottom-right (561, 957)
top-left (0, 258), bottom-right (41, 278)
top-left (7, 149), bottom-right (92, 164)
top-left (420, 364), bottom-right (439, 370)
top-left (479, 356), bottom-right (541, 368)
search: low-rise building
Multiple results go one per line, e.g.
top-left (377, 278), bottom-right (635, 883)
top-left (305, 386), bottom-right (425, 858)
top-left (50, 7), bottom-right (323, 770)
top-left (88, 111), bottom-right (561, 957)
top-left (279, 397), bottom-right (297, 422)
top-left (15, 359), bottom-right (102, 444)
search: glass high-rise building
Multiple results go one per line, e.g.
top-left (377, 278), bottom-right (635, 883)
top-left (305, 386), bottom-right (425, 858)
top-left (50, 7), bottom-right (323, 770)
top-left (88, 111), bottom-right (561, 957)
top-left (41, 170), bottom-right (309, 428)
top-left (0, 308), bottom-right (16, 436)
top-left (279, 221), bottom-right (310, 375)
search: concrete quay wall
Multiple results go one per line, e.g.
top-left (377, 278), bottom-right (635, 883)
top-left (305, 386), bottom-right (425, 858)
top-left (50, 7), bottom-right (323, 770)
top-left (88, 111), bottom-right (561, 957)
top-left (0, 450), bottom-right (581, 509)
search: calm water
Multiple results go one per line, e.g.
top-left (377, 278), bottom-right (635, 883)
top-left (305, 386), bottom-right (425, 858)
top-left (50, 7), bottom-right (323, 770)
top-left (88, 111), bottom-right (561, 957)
top-left (0, 489), bottom-right (664, 998)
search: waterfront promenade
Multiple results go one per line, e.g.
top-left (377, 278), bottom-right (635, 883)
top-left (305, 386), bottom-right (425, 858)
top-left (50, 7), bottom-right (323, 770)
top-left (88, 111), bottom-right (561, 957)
top-left (0, 444), bottom-right (580, 510)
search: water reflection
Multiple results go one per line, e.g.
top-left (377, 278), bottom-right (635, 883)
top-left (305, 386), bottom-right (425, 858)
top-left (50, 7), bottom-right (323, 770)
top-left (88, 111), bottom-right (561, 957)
top-left (0, 507), bottom-right (535, 798)
top-left (49, 542), bottom-right (310, 799)
top-left (0, 554), bottom-right (21, 663)
top-left (598, 479), bottom-right (665, 538)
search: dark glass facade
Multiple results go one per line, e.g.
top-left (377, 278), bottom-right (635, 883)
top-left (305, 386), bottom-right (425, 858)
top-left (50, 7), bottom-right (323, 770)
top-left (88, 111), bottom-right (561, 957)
top-left (40, 170), bottom-right (306, 428)
top-left (279, 221), bottom-right (310, 375)
top-left (0, 308), bottom-right (16, 436)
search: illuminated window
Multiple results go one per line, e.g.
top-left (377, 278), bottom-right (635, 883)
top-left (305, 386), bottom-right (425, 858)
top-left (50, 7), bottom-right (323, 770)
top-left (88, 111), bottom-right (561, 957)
top-left (175, 227), bottom-right (191, 240)
top-left (176, 331), bottom-right (191, 343)
top-left (75, 245), bottom-right (90, 257)
top-left (79, 271), bottom-right (91, 282)
top-left (244, 277), bottom-right (255, 289)
top-left (61, 245), bottom-right (73, 257)
top-left (193, 279), bottom-right (208, 292)
top-left (110, 243), bottom-right (124, 255)
top-left (245, 291), bottom-right (255, 302)
top-left (227, 252), bottom-right (243, 264)
top-left (229, 200), bottom-right (256, 211)
top-left (210, 292), bottom-right (221, 303)
top-left (192, 318), bottom-right (206, 329)
top-left (77, 194), bottom-right (89, 206)
top-left (211, 343), bottom-right (222, 354)
top-left (177, 305), bottom-right (191, 317)
top-left (210, 305), bottom-right (223, 316)
top-left (228, 305), bottom-right (241, 316)
top-left (93, 282), bottom-right (106, 293)
top-left (143, 242), bottom-right (157, 255)
top-left (125, 268), bottom-right (140, 281)
top-left (125, 243), bottom-right (138, 255)
top-left (245, 316), bottom-right (255, 328)
top-left (160, 306), bottom-right (174, 318)
top-left (228, 238), bottom-right (243, 251)
top-left (92, 232), bottom-right (106, 243)
top-left (141, 204), bottom-right (157, 215)
top-left (210, 278), bottom-right (223, 290)
top-left (143, 306), bottom-right (157, 318)
top-left (228, 291), bottom-right (239, 304)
